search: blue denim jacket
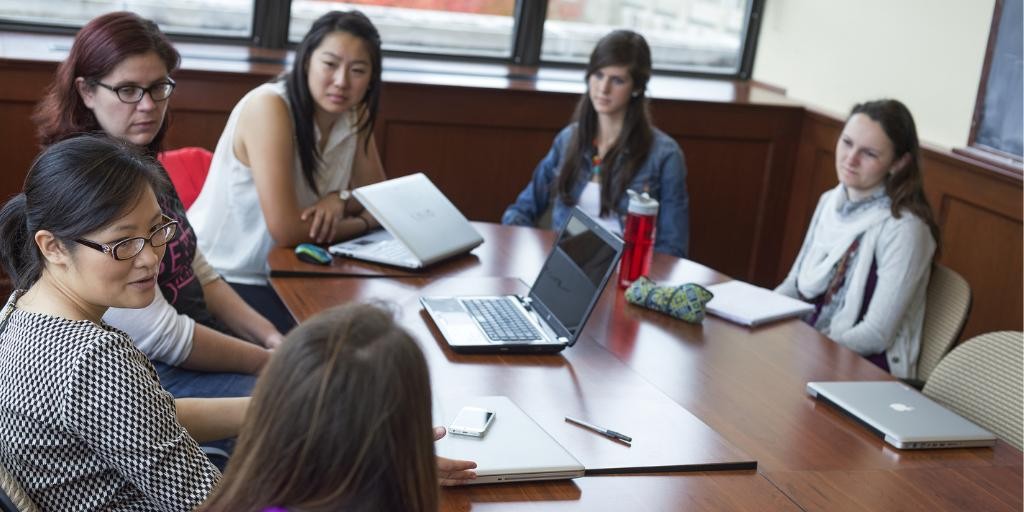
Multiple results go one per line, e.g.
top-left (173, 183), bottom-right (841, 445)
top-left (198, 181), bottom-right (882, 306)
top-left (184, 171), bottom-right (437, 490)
top-left (502, 124), bottom-right (690, 258)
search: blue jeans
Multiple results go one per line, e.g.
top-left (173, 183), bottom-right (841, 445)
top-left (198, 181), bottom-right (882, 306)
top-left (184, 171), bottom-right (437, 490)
top-left (154, 362), bottom-right (256, 464)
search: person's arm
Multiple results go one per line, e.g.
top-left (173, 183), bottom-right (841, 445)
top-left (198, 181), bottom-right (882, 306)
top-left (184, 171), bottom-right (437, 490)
top-left (501, 127), bottom-right (570, 227)
top-left (301, 132), bottom-right (387, 242)
top-left (652, 142), bottom-right (690, 258)
top-left (103, 292), bottom-right (195, 366)
top-left (175, 397), bottom-right (250, 443)
top-left (181, 324), bottom-right (269, 374)
top-left (236, 92), bottom-right (362, 246)
top-left (67, 334), bottom-right (221, 509)
top-left (202, 277), bottom-right (284, 348)
top-left (835, 216), bottom-right (936, 355)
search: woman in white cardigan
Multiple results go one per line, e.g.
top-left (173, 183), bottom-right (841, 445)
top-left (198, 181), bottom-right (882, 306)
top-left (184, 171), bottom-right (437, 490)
top-left (776, 99), bottom-right (940, 379)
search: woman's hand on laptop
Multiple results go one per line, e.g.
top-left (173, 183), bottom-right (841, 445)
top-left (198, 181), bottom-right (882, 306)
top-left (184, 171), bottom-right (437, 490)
top-left (434, 425), bottom-right (477, 485)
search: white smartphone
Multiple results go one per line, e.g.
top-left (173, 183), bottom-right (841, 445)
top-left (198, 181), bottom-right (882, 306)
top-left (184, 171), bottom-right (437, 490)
top-left (449, 406), bottom-right (496, 437)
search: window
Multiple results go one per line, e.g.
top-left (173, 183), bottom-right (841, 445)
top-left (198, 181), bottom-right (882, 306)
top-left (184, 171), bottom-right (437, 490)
top-left (0, 0), bottom-right (253, 38)
top-left (290, 1), bottom-right (516, 58)
top-left (543, 0), bottom-right (756, 74)
top-left (0, 0), bottom-right (764, 77)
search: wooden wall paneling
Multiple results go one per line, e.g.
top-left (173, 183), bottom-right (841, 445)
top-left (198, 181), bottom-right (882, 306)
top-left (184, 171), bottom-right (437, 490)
top-left (777, 111), bottom-right (842, 281)
top-left (656, 101), bottom-right (804, 286)
top-left (375, 83), bottom-right (578, 222)
top-left (938, 196), bottom-right (1022, 338)
top-left (674, 136), bottom-right (773, 282)
top-left (163, 69), bottom-right (271, 151)
top-left (0, 60), bottom-right (58, 202)
top-left (920, 152), bottom-right (1024, 339)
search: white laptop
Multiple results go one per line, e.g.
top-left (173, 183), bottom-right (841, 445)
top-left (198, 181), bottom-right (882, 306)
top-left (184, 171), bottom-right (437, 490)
top-left (435, 396), bottom-right (584, 485)
top-left (329, 173), bottom-right (483, 269)
top-left (421, 207), bottom-right (623, 354)
top-left (806, 381), bottom-right (997, 449)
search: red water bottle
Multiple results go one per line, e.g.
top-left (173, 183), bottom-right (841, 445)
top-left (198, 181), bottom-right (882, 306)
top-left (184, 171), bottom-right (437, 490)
top-left (619, 190), bottom-right (658, 288)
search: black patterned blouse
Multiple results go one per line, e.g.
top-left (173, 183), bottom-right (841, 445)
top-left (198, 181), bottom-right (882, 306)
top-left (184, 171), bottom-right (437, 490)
top-left (0, 292), bottom-right (219, 511)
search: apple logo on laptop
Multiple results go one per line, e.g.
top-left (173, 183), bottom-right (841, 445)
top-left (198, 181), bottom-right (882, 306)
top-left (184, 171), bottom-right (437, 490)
top-left (889, 403), bottom-right (915, 412)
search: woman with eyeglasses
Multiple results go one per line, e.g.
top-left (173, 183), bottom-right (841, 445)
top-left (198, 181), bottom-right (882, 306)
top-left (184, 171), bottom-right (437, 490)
top-left (0, 136), bottom-right (237, 511)
top-left (33, 12), bottom-right (280, 406)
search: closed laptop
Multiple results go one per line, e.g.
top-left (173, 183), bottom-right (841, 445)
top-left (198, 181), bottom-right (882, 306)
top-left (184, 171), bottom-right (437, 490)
top-left (806, 381), bottom-right (997, 449)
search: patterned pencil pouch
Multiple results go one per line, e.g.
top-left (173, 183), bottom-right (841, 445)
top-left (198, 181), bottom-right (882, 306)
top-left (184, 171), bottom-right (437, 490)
top-left (624, 276), bottom-right (714, 324)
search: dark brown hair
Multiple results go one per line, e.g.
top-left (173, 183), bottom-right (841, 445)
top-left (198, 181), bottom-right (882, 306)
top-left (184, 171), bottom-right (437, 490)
top-left (201, 302), bottom-right (437, 512)
top-left (33, 11), bottom-right (180, 155)
top-left (285, 10), bottom-right (382, 195)
top-left (556, 29), bottom-right (654, 216)
top-left (850, 99), bottom-right (941, 252)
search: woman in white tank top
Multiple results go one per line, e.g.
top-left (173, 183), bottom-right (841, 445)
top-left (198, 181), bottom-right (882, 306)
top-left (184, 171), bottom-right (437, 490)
top-left (189, 11), bottom-right (387, 329)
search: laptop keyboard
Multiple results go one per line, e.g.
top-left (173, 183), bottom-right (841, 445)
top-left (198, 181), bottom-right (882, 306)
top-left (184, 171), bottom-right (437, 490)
top-left (365, 239), bottom-right (415, 261)
top-left (463, 298), bottom-right (544, 342)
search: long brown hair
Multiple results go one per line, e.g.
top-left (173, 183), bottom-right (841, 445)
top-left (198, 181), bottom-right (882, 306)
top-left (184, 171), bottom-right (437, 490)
top-left (557, 29), bottom-right (654, 216)
top-left (201, 303), bottom-right (437, 512)
top-left (32, 11), bottom-right (180, 155)
top-left (850, 99), bottom-right (941, 252)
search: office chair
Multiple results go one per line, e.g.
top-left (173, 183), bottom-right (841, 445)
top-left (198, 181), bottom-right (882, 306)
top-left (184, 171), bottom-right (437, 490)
top-left (0, 463), bottom-right (38, 512)
top-left (158, 146), bottom-right (213, 210)
top-left (923, 331), bottom-right (1023, 451)
top-left (915, 264), bottom-right (972, 384)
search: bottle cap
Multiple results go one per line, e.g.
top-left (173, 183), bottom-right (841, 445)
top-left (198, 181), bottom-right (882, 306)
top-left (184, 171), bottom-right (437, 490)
top-left (627, 189), bottom-right (659, 215)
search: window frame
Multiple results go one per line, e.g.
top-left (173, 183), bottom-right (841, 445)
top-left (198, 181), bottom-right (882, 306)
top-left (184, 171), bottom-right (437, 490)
top-left (0, 0), bottom-right (765, 78)
top-left (954, 0), bottom-right (1023, 176)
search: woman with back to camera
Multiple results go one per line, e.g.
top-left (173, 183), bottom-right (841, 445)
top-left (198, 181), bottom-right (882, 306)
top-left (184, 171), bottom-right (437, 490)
top-left (201, 302), bottom-right (477, 512)
top-left (502, 30), bottom-right (690, 258)
top-left (0, 136), bottom-right (243, 510)
top-left (33, 11), bottom-right (280, 403)
top-left (775, 99), bottom-right (939, 380)
top-left (188, 10), bottom-right (387, 326)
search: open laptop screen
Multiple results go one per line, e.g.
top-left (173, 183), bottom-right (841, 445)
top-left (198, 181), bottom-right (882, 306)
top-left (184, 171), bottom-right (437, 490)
top-left (529, 212), bottom-right (620, 337)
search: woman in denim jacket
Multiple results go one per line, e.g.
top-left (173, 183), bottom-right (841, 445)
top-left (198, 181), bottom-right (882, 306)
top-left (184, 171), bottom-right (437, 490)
top-left (502, 30), bottom-right (690, 258)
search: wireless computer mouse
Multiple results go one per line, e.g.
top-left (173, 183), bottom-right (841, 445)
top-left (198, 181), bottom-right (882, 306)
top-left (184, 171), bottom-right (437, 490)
top-left (295, 243), bottom-right (332, 265)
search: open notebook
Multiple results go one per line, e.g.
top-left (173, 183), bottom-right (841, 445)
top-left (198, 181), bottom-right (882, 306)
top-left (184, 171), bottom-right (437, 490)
top-left (705, 280), bottom-right (814, 327)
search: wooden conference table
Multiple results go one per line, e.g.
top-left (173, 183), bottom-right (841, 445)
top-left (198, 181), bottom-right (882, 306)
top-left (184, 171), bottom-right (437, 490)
top-left (268, 223), bottom-right (1023, 511)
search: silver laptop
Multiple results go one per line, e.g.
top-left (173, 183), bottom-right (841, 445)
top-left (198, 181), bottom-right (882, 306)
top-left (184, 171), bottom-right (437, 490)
top-left (435, 396), bottom-right (584, 485)
top-left (329, 173), bottom-right (483, 269)
top-left (421, 207), bottom-right (623, 354)
top-left (806, 381), bottom-right (997, 449)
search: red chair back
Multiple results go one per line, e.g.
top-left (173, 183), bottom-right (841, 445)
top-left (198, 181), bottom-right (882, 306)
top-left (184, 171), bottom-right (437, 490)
top-left (157, 147), bottom-right (213, 210)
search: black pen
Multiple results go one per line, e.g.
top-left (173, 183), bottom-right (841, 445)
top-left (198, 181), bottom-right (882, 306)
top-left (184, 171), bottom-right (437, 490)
top-left (565, 416), bottom-right (632, 444)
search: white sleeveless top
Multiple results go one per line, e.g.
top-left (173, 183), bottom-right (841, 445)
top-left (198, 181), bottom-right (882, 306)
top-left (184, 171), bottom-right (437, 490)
top-left (188, 81), bottom-right (357, 285)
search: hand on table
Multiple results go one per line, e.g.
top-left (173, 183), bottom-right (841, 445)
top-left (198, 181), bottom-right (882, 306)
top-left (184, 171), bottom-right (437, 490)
top-left (301, 194), bottom-right (345, 244)
top-left (434, 425), bottom-right (477, 486)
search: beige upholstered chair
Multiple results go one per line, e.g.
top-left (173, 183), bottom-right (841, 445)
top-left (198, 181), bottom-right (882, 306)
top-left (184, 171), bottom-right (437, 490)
top-left (0, 463), bottom-right (38, 512)
top-left (916, 264), bottom-right (972, 383)
top-left (923, 331), bottom-right (1023, 451)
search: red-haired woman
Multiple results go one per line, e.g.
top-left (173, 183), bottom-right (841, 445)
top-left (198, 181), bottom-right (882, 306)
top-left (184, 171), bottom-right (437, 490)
top-left (33, 12), bottom-right (278, 406)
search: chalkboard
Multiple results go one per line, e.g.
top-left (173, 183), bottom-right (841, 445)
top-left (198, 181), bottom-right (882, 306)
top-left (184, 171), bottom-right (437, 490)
top-left (974, 0), bottom-right (1023, 159)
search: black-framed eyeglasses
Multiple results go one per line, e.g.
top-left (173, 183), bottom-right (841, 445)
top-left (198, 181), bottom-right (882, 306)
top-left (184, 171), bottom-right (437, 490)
top-left (90, 78), bottom-right (176, 104)
top-left (75, 215), bottom-right (178, 261)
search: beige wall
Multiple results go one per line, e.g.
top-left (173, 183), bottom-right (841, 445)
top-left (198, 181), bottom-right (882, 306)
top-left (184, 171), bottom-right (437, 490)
top-left (753, 0), bottom-right (995, 150)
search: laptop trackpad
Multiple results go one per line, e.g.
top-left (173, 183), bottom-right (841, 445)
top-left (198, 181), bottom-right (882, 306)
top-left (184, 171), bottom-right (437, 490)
top-left (424, 298), bottom-right (482, 344)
